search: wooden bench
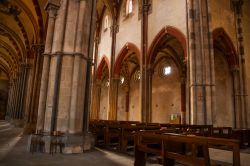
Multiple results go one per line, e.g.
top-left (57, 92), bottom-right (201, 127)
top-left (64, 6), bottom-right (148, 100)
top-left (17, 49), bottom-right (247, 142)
top-left (211, 127), bottom-right (232, 138)
top-left (134, 131), bottom-right (240, 166)
top-left (232, 129), bottom-right (250, 148)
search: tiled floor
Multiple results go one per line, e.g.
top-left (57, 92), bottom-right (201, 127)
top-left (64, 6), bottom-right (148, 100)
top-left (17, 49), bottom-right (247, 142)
top-left (1, 120), bottom-right (250, 166)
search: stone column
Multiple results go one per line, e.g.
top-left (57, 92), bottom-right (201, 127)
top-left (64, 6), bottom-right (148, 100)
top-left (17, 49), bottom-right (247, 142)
top-left (16, 64), bottom-right (25, 119)
top-left (181, 77), bottom-right (186, 124)
top-left (232, 0), bottom-right (248, 128)
top-left (187, 0), bottom-right (215, 125)
top-left (125, 87), bottom-right (130, 121)
top-left (28, 44), bottom-right (44, 124)
top-left (5, 80), bottom-right (13, 120)
top-left (90, 80), bottom-right (101, 120)
top-left (44, 0), bottom-right (68, 132)
top-left (147, 67), bottom-right (153, 122)
top-left (19, 64), bottom-right (30, 120)
top-left (14, 72), bottom-right (22, 120)
top-left (68, 0), bottom-right (87, 134)
top-left (90, 37), bottom-right (100, 120)
top-left (231, 67), bottom-right (241, 128)
top-left (108, 21), bottom-right (119, 120)
top-left (36, 1), bottom-right (59, 131)
top-left (140, 0), bottom-right (150, 122)
top-left (108, 76), bottom-right (119, 120)
top-left (10, 77), bottom-right (17, 119)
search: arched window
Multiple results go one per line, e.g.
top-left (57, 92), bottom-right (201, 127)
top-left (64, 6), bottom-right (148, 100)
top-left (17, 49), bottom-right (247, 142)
top-left (104, 15), bottom-right (109, 31)
top-left (126, 0), bottom-right (133, 15)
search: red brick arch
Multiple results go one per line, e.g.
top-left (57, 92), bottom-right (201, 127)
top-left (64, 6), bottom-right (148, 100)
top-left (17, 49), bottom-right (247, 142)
top-left (148, 26), bottom-right (187, 65)
top-left (213, 28), bottom-right (239, 67)
top-left (96, 55), bottom-right (110, 80)
top-left (114, 42), bottom-right (140, 75)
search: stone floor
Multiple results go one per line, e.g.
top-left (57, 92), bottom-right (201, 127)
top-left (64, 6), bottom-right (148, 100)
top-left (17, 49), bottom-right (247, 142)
top-left (1, 120), bottom-right (250, 166)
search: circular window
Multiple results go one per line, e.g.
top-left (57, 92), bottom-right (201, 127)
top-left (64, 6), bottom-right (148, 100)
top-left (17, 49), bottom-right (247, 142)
top-left (133, 70), bottom-right (141, 82)
top-left (159, 64), bottom-right (172, 77)
top-left (120, 76), bottom-right (125, 85)
top-left (163, 66), bottom-right (171, 76)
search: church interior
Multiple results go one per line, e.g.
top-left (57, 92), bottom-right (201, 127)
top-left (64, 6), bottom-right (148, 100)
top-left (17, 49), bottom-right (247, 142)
top-left (0, 0), bottom-right (250, 165)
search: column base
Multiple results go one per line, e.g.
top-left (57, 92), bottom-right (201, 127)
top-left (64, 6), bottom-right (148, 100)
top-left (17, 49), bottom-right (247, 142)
top-left (27, 132), bottom-right (95, 154)
top-left (63, 132), bottom-right (95, 154)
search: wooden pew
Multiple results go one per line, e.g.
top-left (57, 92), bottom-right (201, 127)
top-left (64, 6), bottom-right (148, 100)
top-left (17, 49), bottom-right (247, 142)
top-left (120, 123), bottom-right (161, 152)
top-left (211, 127), bottom-right (232, 138)
top-left (134, 131), bottom-right (240, 166)
top-left (232, 129), bottom-right (250, 148)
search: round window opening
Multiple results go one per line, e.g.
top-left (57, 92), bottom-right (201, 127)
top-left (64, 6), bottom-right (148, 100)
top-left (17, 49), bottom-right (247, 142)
top-left (120, 76), bottom-right (125, 85)
top-left (161, 65), bottom-right (171, 77)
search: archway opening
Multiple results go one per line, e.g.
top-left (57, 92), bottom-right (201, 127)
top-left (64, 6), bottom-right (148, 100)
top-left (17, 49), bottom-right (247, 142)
top-left (116, 53), bottom-right (140, 121)
top-left (213, 29), bottom-right (237, 127)
top-left (150, 32), bottom-right (186, 124)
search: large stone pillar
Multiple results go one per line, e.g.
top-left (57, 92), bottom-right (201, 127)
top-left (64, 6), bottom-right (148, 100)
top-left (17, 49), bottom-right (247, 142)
top-left (68, 0), bottom-right (87, 134)
top-left (36, 1), bottom-right (59, 131)
top-left (187, 0), bottom-right (215, 125)
top-left (232, 0), bottom-right (248, 128)
top-left (44, 0), bottom-right (68, 132)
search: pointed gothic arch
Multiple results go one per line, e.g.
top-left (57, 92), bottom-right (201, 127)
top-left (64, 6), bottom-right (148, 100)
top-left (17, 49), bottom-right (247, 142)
top-left (213, 28), bottom-right (239, 68)
top-left (148, 26), bottom-right (187, 65)
top-left (96, 56), bottom-right (110, 80)
top-left (114, 42), bottom-right (140, 75)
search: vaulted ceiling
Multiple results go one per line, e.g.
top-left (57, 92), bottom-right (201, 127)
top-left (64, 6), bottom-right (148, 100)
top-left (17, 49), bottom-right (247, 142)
top-left (0, 0), bottom-right (126, 80)
top-left (0, 0), bottom-right (47, 80)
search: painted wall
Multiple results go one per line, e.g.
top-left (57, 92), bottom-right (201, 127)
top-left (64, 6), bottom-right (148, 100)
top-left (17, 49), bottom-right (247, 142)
top-left (98, 10), bottom-right (112, 65)
top-left (115, 0), bottom-right (141, 59)
top-left (117, 87), bottom-right (127, 121)
top-left (99, 85), bottom-right (109, 120)
top-left (210, 0), bottom-right (237, 47)
top-left (151, 58), bottom-right (181, 123)
top-left (148, 0), bottom-right (187, 47)
top-left (129, 78), bottom-right (140, 121)
top-left (214, 50), bottom-right (234, 127)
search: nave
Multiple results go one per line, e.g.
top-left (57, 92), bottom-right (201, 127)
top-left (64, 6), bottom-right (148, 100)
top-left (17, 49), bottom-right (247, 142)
top-left (1, 120), bottom-right (250, 166)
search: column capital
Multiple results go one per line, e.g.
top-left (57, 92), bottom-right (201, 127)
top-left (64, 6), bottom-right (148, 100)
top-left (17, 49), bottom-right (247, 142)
top-left (45, 0), bottom-right (60, 18)
top-left (31, 44), bottom-right (45, 54)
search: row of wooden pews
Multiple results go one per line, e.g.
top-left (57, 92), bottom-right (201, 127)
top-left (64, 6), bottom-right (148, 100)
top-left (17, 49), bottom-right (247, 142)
top-left (89, 120), bottom-right (161, 151)
top-left (134, 131), bottom-right (240, 166)
top-left (89, 120), bottom-right (249, 165)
